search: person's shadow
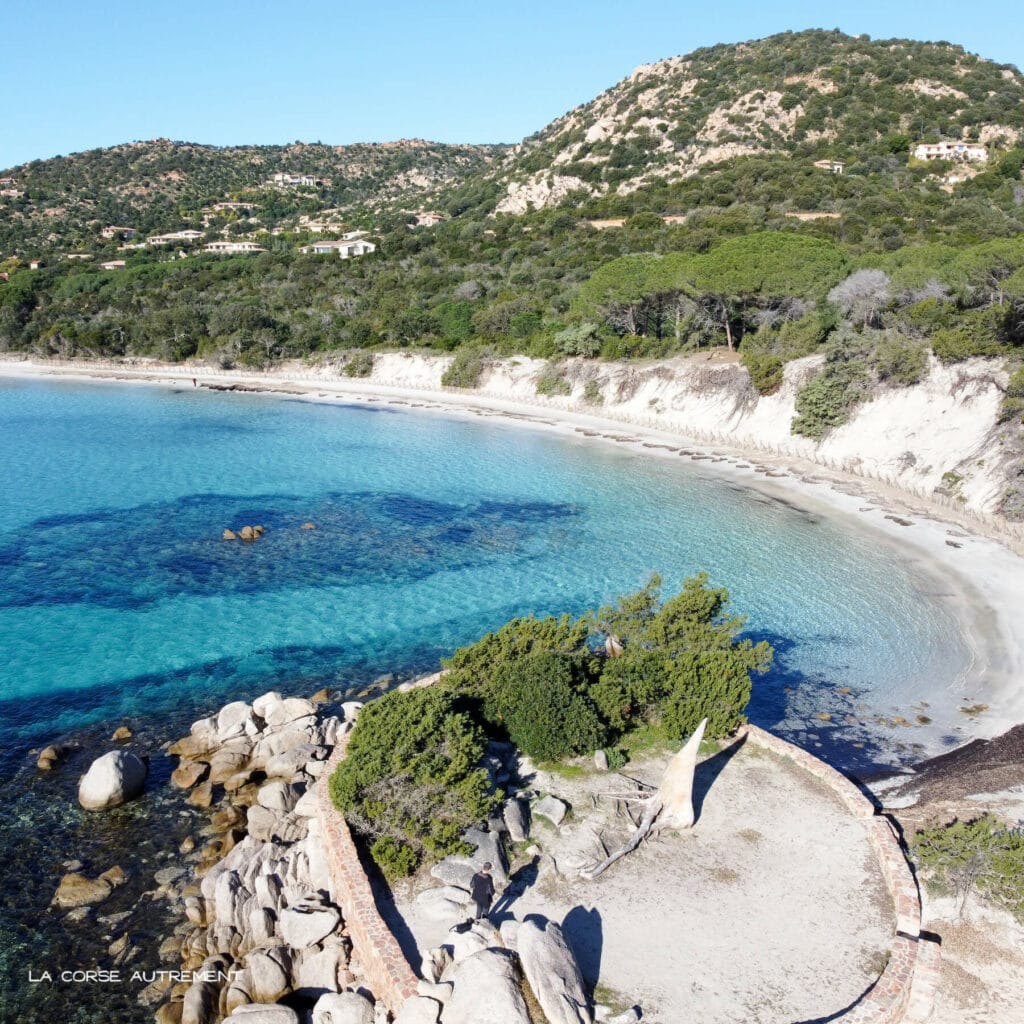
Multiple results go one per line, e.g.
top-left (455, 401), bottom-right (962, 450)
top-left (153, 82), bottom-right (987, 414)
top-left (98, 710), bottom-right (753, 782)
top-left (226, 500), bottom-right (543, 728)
top-left (489, 855), bottom-right (540, 923)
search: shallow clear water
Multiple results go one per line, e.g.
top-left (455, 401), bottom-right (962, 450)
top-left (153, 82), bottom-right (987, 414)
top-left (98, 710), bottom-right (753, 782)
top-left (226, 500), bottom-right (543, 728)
top-left (0, 374), bottom-right (980, 1022)
top-left (0, 377), bottom-right (976, 773)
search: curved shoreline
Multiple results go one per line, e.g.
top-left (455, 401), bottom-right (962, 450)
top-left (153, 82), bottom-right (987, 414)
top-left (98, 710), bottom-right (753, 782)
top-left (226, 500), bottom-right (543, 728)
top-left (2, 354), bottom-right (1023, 756)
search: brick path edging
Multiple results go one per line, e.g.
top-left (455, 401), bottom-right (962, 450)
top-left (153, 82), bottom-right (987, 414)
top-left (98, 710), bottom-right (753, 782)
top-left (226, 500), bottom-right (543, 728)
top-left (738, 724), bottom-right (940, 1024)
top-left (316, 731), bottom-right (420, 1012)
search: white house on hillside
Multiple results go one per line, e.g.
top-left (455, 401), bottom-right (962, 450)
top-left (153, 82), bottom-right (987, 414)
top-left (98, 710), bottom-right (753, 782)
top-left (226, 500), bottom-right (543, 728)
top-left (812, 159), bottom-right (845, 174)
top-left (147, 230), bottom-right (205, 245)
top-left (912, 141), bottom-right (988, 163)
top-left (299, 239), bottom-right (376, 258)
top-left (203, 241), bottom-right (267, 254)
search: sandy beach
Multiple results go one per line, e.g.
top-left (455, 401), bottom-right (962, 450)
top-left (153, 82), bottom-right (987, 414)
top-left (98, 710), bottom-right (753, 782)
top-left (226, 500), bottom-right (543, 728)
top-left (3, 352), bottom-right (1023, 763)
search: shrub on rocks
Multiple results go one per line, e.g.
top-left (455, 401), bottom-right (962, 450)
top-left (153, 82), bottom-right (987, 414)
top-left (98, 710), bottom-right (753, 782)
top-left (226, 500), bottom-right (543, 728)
top-left (328, 688), bottom-right (496, 878)
top-left (485, 652), bottom-right (606, 762)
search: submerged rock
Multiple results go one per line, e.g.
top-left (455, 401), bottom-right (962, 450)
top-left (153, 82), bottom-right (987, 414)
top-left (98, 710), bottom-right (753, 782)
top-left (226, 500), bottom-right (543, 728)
top-left (37, 743), bottom-right (71, 770)
top-left (78, 750), bottom-right (148, 809)
top-left (53, 872), bottom-right (113, 909)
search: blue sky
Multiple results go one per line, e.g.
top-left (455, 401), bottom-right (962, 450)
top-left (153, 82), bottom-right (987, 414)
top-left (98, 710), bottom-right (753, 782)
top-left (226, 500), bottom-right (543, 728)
top-left (2, 0), bottom-right (1022, 169)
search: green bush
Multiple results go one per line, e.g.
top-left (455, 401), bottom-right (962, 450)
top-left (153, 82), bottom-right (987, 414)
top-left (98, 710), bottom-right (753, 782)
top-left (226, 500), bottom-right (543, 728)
top-left (742, 351), bottom-right (785, 395)
top-left (792, 360), bottom-right (870, 439)
top-left (913, 814), bottom-right (1024, 919)
top-left (328, 687), bottom-right (496, 878)
top-left (442, 612), bottom-right (592, 696)
top-left (587, 573), bottom-right (772, 739)
top-left (900, 297), bottom-right (956, 336)
top-left (930, 307), bottom-right (1007, 363)
top-left (342, 350), bottom-right (374, 377)
top-left (535, 363), bottom-right (572, 397)
top-left (441, 346), bottom-right (490, 388)
top-left (931, 328), bottom-right (1004, 363)
top-left (873, 335), bottom-right (928, 386)
top-left (582, 379), bottom-right (604, 405)
top-left (486, 652), bottom-right (607, 762)
top-left (554, 322), bottom-right (602, 358)
top-left (1000, 367), bottom-right (1024, 423)
top-left (776, 312), bottom-right (833, 358)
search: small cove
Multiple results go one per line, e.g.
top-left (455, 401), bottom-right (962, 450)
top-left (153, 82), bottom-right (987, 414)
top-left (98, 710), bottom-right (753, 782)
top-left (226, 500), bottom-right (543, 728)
top-left (0, 372), bottom-right (1012, 1023)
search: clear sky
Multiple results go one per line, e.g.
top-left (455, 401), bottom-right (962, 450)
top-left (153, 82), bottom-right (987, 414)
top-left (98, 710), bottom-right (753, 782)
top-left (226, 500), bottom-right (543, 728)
top-left (2, 0), bottom-right (1022, 169)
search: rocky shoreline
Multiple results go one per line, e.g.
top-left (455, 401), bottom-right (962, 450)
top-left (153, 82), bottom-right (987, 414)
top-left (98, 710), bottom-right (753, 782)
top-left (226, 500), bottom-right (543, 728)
top-left (40, 681), bottom-right (617, 1024)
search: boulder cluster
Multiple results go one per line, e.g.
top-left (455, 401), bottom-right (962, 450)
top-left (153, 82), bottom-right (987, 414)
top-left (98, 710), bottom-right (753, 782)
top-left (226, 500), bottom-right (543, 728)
top-left (223, 526), bottom-right (266, 541)
top-left (152, 691), bottom-right (364, 1024)
top-left (48, 683), bottom-right (642, 1024)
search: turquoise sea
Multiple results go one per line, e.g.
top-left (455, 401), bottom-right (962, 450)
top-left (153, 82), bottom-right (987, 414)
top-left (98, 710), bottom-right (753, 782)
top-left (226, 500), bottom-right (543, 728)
top-left (0, 375), bottom-right (983, 1021)
top-left (0, 376), bottom-right (976, 772)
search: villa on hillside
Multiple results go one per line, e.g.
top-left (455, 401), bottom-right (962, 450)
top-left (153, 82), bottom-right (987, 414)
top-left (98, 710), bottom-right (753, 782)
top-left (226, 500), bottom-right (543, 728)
top-left (202, 240), bottom-right (267, 255)
top-left (299, 238), bottom-right (376, 258)
top-left (147, 230), bottom-right (204, 246)
top-left (812, 159), bottom-right (845, 174)
top-left (101, 225), bottom-right (137, 240)
top-left (0, 177), bottom-right (16, 186)
top-left (0, 188), bottom-right (24, 199)
top-left (211, 202), bottom-right (259, 213)
top-left (912, 141), bottom-right (988, 163)
top-left (269, 172), bottom-right (331, 189)
top-left (100, 260), bottom-right (127, 270)
top-left (412, 211), bottom-right (447, 228)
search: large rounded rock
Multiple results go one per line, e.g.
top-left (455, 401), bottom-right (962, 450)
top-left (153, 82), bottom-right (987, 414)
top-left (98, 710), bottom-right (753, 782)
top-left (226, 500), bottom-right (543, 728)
top-left (444, 949), bottom-right (530, 1024)
top-left (393, 996), bottom-right (440, 1024)
top-left (263, 697), bottom-right (317, 729)
top-left (312, 991), bottom-right (374, 1024)
top-left (78, 750), bottom-right (148, 809)
top-left (246, 950), bottom-right (291, 1003)
top-left (293, 944), bottom-right (345, 1000)
top-left (225, 1006), bottom-right (300, 1024)
top-left (172, 760), bottom-right (209, 789)
top-left (503, 798), bottom-right (529, 842)
top-left (517, 918), bottom-right (592, 1024)
top-left (217, 701), bottom-right (256, 741)
top-left (533, 795), bottom-right (568, 828)
top-left (280, 903), bottom-right (340, 948)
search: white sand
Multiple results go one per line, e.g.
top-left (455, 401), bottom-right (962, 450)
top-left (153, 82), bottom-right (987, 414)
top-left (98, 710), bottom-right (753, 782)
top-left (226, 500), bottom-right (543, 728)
top-left (2, 353), bottom-right (1023, 756)
top-left (389, 744), bottom-right (893, 1024)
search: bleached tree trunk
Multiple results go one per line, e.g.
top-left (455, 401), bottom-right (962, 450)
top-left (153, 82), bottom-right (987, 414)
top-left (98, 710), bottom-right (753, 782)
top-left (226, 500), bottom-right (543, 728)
top-left (579, 718), bottom-right (707, 879)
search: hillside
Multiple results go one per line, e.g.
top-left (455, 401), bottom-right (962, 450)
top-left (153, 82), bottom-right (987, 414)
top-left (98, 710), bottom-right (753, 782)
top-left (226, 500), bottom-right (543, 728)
top-left (0, 139), bottom-right (503, 256)
top-left (487, 28), bottom-right (1024, 215)
top-left (1, 30), bottom-right (1024, 518)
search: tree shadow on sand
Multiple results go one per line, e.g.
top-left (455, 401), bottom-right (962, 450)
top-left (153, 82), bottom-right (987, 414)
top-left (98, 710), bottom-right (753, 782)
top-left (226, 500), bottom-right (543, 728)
top-left (692, 731), bottom-right (747, 823)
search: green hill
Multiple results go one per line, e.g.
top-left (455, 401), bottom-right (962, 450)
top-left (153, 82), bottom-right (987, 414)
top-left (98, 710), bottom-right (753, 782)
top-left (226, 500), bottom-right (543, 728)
top-left (0, 139), bottom-right (504, 257)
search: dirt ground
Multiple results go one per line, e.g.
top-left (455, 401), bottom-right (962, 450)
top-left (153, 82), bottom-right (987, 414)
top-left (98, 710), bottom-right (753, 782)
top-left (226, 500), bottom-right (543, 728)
top-left (386, 740), bottom-right (893, 1024)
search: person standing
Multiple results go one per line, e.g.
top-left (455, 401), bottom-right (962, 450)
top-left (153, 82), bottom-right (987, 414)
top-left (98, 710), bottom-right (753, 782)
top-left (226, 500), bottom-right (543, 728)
top-left (469, 862), bottom-right (495, 921)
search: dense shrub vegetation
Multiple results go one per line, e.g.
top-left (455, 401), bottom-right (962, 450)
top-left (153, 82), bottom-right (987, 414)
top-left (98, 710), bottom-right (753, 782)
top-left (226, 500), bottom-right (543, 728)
top-left (331, 574), bottom-right (772, 875)
top-left (913, 815), bottom-right (1024, 920)
top-left (3, 29), bottom-right (1024, 467)
top-left (327, 687), bottom-right (496, 879)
